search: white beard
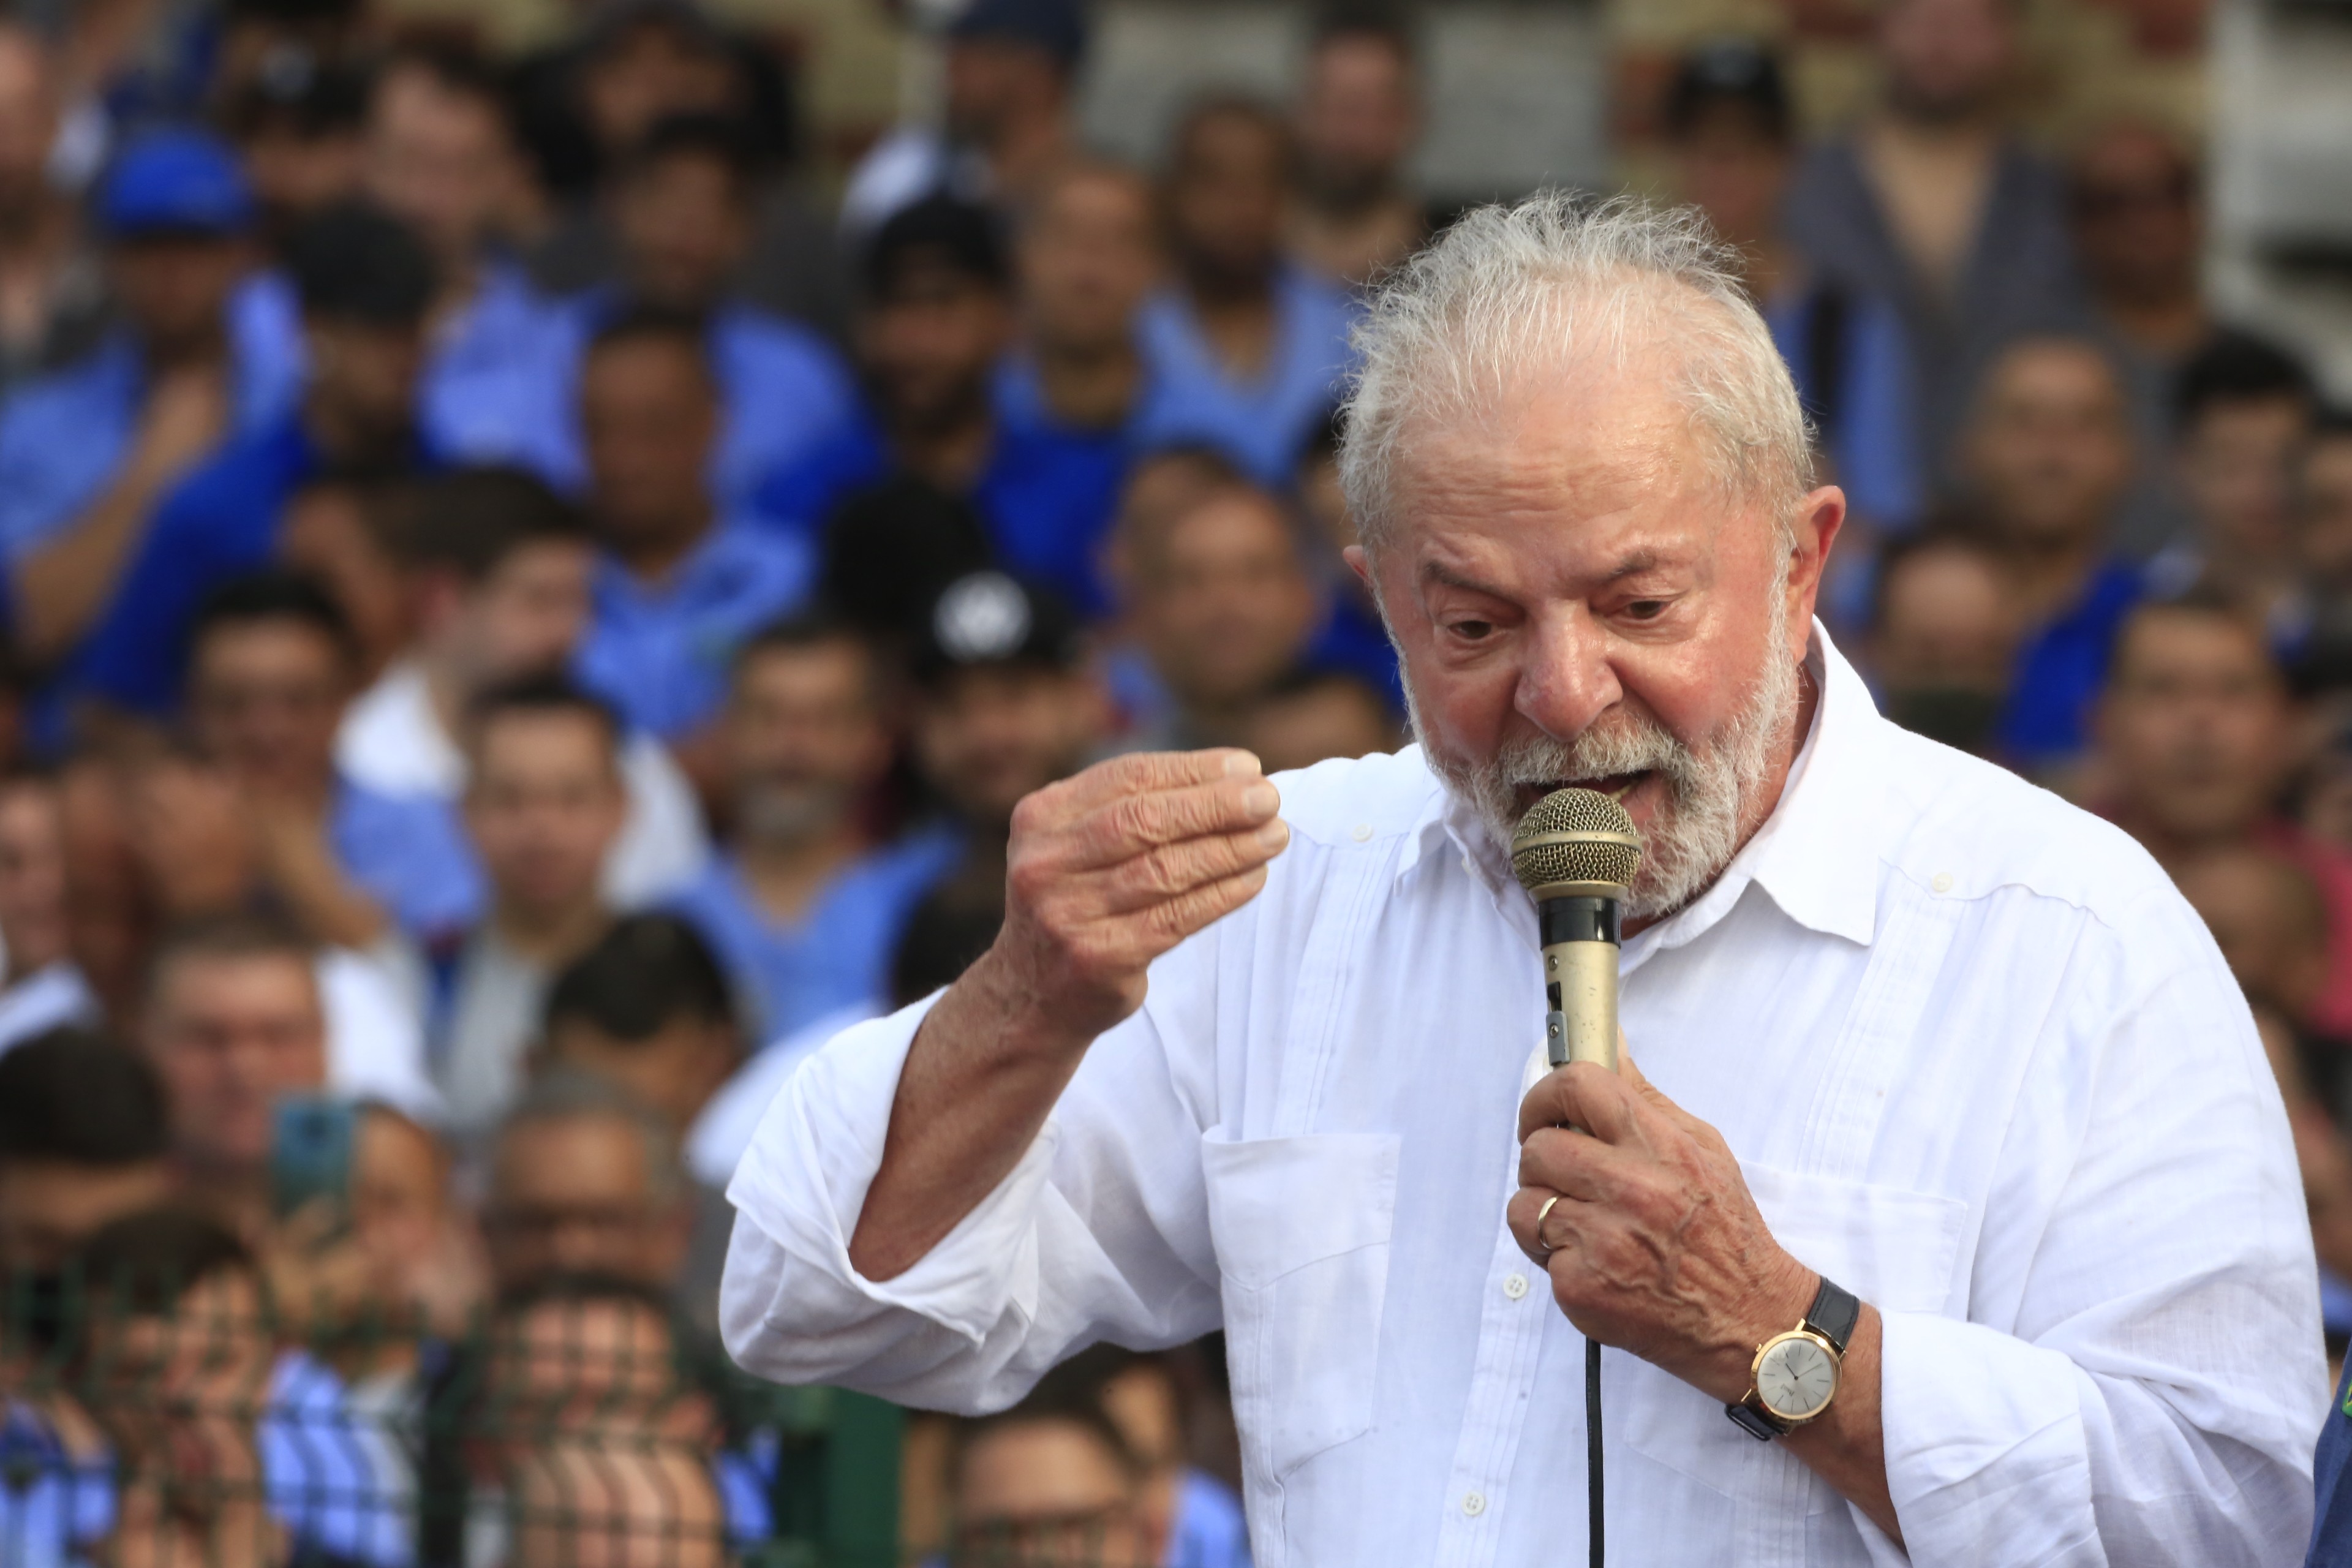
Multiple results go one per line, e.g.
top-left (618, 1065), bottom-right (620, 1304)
top-left (1411, 599), bottom-right (1800, 921)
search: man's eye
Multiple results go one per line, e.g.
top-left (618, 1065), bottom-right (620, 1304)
top-left (1624, 600), bottom-right (1667, 621)
top-left (1449, 619), bottom-right (1494, 641)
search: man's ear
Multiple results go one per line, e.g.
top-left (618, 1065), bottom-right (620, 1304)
top-left (1343, 543), bottom-right (1370, 589)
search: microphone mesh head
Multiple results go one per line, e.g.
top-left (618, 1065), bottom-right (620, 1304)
top-left (1510, 788), bottom-right (1643, 892)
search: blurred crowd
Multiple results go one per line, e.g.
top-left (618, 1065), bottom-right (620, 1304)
top-left (0, 0), bottom-right (2345, 1559)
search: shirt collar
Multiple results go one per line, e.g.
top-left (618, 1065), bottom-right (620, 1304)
top-left (1409, 620), bottom-right (1891, 958)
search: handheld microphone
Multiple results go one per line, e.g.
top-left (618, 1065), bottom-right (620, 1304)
top-left (1511, 788), bottom-right (1645, 1072)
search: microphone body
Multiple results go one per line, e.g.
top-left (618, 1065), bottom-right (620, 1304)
top-left (1510, 788), bottom-right (1643, 1072)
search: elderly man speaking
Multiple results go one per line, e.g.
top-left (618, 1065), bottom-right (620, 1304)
top-left (720, 198), bottom-right (2323, 1564)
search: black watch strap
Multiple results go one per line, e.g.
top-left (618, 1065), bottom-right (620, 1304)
top-left (1805, 1275), bottom-right (1859, 1356)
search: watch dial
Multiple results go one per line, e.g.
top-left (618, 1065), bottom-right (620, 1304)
top-left (1757, 1337), bottom-right (1836, 1420)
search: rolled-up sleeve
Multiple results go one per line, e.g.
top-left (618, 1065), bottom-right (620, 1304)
top-left (1868, 910), bottom-right (2326, 1567)
top-left (720, 959), bottom-right (1227, 1414)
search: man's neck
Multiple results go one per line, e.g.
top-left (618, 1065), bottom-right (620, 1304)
top-left (491, 894), bottom-right (609, 967)
top-left (739, 822), bottom-right (866, 925)
top-left (1999, 530), bottom-right (2105, 628)
top-left (890, 402), bottom-right (996, 491)
top-left (300, 397), bottom-right (402, 470)
top-left (417, 647), bottom-right (471, 750)
top-left (983, 111), bottom-right (1070, 202)
top-left (2096, 290), bottom-right (2208, 361)
top-left (0, 194), bottom-right (65, 260)
top-left (1033, 336), bottom-right (1142, 430)
top-left (612, 509), bottom-right (716, 582)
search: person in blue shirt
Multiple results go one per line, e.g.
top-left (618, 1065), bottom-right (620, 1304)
top-left (184, 571), bottom-right (482, 946)
top-left (2313, 1361), bottom-right (2352, 1563)
top-left (572, 308), bottom-right (816, 744)
top-left (669, 614), bottom-right (960, 1044)
top-left (0, 129), bottom-right (304, 669)
top-left (758, 195), bottom-right (1125, 610)
top-left (72, 201), bottom-right (442, 724)
top-left (541, 113), bottom-right (858, 507)
top-left (1136, 97), bottom-right (1358, 489)
top-left (1958, 335), bottom-right (2146, 776)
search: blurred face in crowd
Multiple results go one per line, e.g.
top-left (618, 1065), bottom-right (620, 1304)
top-left (1020, 167), bottom-right (1161, 358)
top-left (189, 616), bottom-right (350, 799)
top-left (945, 36), bottom-right (1065, 146)
top-left (1669, 105), bottom-right (1790, 253)
top-left (1243, 676), bottom-right (1396, 774)
top-left (953, 1417), bottom-right (1159, 1568)
top-left (448, 539), bottom-right (597, 687)
top-left (1869, 541), bottom-right (2018, 753)
top-left (543, 1013), bottom-right (736, 1134)
top-left (239, 114), bottom-right (366, 236)
top-left (726, 637), bottom-right (890, 849)
top-left (913, 664), bottom-right (1104, 832)
top-left (860, 257), bottom-right (1014, 435)
top-left (488, 1295), bottom-right (725, 1568)
top-left (0, 776), bottom-right (69, 976)
top-left (1132, 486), bottom-right (1319, 716)
top-left (2068, 123), bottom-right (2201, 310)
top-left (615, 148), bottom-right (751, 314)
top-left (2299, 432), bottom-right (2352, 592)
top-left (144, 949), bottom-right (327, 1175)
top-left (350, 1108), bottom-right (451, 1294)
top-left (0, 1152), bottom-right (170, 1273)
top-left (1359, 334), bottom-right (1838, 918)
top-left (281, 484), bottom-right (410, 677)
top-left (1297, 32), bottom-right (1419, 207)
top-left (2174, 845), bottom-right (2331, 1023)
top-left (465, 707), bottom-right (626, 919)
top-left (1878, 0), bottom-right (2015, 124)
top-left (108, 235), bottom-right (249, 360)
top-left (582, 334), bottom-right (718, 556)
top-left (1962, 339), bottom-right (2133, 549)
top-left (305, 315), bottom-right (428, 456)
top-left (2097, 608), bottom-right (2290, 853)
top-left (82, 1270), bottom-right (274, 1513)
top-left (366, 64), bottom-right (520, 270)
top-left (2180, 393), bottom-right (2313, 565)
top-left (581, 18), bottom-right (741, 156)
top-left (1167, 107), bottom-right (1291, 288)
top-left (0, 28), bottom-right (56, 219)
top-left (486, 1112), bottom-right (686, 1294)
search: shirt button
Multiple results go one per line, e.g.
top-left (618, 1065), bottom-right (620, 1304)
top-left (1352, 822), bottom-right (1374, 842)
top-left (1462, 1490), bottom-right (1487, 1517)
top-left (1502, 1272), bottom-right (1529, 1300)
top-left (1931, 871), bottom-right (1954, 894)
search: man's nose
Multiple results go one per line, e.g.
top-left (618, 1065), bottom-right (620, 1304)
top-left (1514, 609), bottom-right (1624, 741)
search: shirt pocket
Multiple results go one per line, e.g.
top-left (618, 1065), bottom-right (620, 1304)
top-left (1618, 1164), bottom-right (1968, 1513)
top-left (1200, 1131), bottom-right (1400, 1489)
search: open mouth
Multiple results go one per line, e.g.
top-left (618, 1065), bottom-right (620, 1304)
top-left (1512, 770), bottom-right (1654, 815)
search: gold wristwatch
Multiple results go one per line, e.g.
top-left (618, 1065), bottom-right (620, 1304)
top-left (1726, 1275), bottom-right (1859, 1440)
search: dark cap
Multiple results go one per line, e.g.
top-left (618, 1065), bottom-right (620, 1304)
top-left (97, 130), bottom-right (256, 239)
top-left (1663, 37), bottom-right (1790, 143)
top-left (945, 0), bottom-right (1088, 73)
top-left (862, 195), bottom-right (1012, 302)
top-left (914, 570), bottom-right (1083, 684)
top-left (285, 202), bottom-right (439, 326)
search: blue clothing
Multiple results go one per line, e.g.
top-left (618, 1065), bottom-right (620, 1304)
top-left (0, 274), bottom-right (304, 561)
top-left (1135, 265), bottom-right (1358, 488)
top-left (246, 262), bottom-right (579, 487)
top-left (1306, 595), bottom-right (1404, 713)
top-left (2315, 1360), bottom-right (2352, 1565)
top-left (544, 291), bottom-right (858, 504)
top-left (262, 1352), bottom-right (412, 1568)
top-left (1169, 1468), bottom-right (1251, 1568)
top-left (74, 412), bottom-right (324, 716)
top-left (668, 827), bottom-right (963, 1043)
top-left (0, 1400), bottom-right (114, 1568)
top-left (575, 521), bottom-right (815, 739)
top-left (1996, 558), bottom-right (2145, 770)
top-left (1765, 282), bottom-right (1923, 533)
top-left (333, 779), bottom-right (484, 942)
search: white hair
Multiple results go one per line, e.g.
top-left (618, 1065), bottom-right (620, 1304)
top-left (1337, 192), bottom-right (1815, 552)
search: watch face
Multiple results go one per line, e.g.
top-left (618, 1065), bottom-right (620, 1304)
top-left (1755, 1335), bottom-right (1838, 1421)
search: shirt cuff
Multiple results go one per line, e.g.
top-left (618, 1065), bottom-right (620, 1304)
top-left (1872, 1308), bottom-right (2094, 1562)
top-left (725, 992), bottom-right (1061, 1348)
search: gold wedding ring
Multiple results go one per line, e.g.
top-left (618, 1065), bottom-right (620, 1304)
top-left (1534, 1193), bottom-right (1564, 1255)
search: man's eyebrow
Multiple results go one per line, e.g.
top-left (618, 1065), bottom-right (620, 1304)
top-left (1603, 549), bottom-right (1664, 582)
top-left (1419, 560), bottom-right (1506, 597)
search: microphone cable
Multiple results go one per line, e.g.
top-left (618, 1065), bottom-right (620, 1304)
top-left (1586, 1336), bottom-right (1604, 1567)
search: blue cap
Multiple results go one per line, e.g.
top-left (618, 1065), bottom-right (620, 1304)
top-left (945, 0), bottom-right (1088, 72)
top-left (97, 130), bottom-right (255, 240)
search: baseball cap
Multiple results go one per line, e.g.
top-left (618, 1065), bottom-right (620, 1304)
top-left (862, 195), bottom-right (1012, 302)
top-left (97, 130), bottom-right (256, 241)
top-left (1662, 38), bottom-right (1792, 143)
top-left (913, 571), bottom-right (1084, 685)
top-left (285, 202), bottom-right (439, 326)
top-left (945, 0), bottom-right (1088, 73)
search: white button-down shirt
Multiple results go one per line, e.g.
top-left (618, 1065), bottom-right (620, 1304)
top-left (722, 630), bottom-right (2326, 1567)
